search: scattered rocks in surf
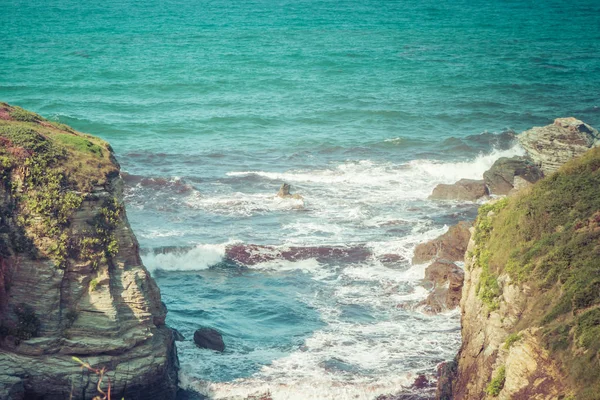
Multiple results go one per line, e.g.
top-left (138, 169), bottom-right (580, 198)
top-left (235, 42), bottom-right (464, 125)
top-left (193, 327), bottom-right (225, 352)
top-left (428, 179), bottom-right (489, 201)
top-left (518, 117), bottom-right (600, 174)
top-left (483, 156), bottom-right (543, 195)
top-left (277, 183), bottom-right (303, 200)
top-left (412, 221), bottom-right (472, 265)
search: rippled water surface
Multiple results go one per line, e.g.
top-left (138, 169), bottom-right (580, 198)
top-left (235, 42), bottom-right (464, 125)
top-left (2, 0), bottom-right (600, 398)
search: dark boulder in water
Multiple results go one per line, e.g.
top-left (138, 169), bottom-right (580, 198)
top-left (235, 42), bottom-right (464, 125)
top-left (429, 179), bottom-right (488, 201)
top-left (193, 327), bottom-right (225, 352)
top-left (483, 156), bottom-right (543, 195)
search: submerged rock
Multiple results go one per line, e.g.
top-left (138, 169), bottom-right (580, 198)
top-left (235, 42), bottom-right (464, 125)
top-left (518, 117), bottom-right (599, 174)
top-left (277, 182), bottom-right (303, 200)
top-left (483, 156), bottom-right (543, 195)
top-left (429, 179), bottom-right (488, 201)
top-left (194, 327), bottom-right (225, 352)
top-left (412, 221), bottom-right (472, 265)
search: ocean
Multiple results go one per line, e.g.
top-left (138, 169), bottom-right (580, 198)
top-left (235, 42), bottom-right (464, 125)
top-left (1, 0), bottom-right (600, 398)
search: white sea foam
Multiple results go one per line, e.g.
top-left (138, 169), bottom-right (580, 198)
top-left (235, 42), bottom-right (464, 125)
top-left (139, 229), bottom-right (186, 239)
top-left (142, 242), bottom-right (233, 272)
top-left (185, 192), bottom-right (305, 216)
top-left (166, 146), bottom-right (517, 399)
top-left (384, 137), bottom-right (403, 143)
top-left (246, 258), bottom-right (336, 281)
top-left (408, 145), bottom-right (526, 183)
top-left (225, 144), bottom-right (525, 208)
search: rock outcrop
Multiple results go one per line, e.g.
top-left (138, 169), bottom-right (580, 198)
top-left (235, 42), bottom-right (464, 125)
top-left (412, 221), bottom-right (472, 265)
top-left (0, 104), bottom-right (178, 399)
top-left (483, 156), bottom-right (543, 195)
top-left (518, 117), bottom-right (600, 174)
top-left (429, 179), bottom-right (488, 201)
top-left (442, 146), bottom-right (600, 399)
top-left (277, 183), bottom-right (303, 200)
top-left (420, 260), bottom-right (464, 313)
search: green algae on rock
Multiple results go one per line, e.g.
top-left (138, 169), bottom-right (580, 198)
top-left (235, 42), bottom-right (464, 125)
top-left (0, 103), bottom-right (178, 399)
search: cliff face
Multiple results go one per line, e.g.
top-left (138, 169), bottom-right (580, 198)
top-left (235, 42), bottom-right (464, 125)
top-left (0, 104), bottom-right (178, 399)
top-left (448, 146), bottom-right (600, 400)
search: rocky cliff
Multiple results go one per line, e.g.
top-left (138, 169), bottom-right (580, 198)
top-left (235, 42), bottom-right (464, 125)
top-left (0, 104), bottom-right (178, 399)
top-left (445, 145), bottom-right (600, 400)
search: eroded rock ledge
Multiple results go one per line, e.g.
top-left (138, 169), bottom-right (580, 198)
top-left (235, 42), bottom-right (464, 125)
top-left (0, 104), bottom-right (178, 399)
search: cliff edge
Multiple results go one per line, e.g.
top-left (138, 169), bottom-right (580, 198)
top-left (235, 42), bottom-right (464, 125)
top-left (0, 104), bottom-right (178, 399)
top-left (446, 145), bottom-right (600, 400)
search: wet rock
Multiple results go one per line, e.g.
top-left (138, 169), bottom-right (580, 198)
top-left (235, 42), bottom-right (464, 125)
top-left (277, 183), bottom-right (303, 200)
top-left (194, 327), bottom-right (225, 352)
top-left (429, 179), bottom-right (488, 201)
top-left (420, 260), bottom-right (464, 313)
top-left (518, 117), bottom-right (599, 174)
top-left (483, 156), bottom-right (543, 195)
top-left (412, 375), bottom-right (432, 389)
top-left (435, 360), bottom-right (457, 400)
top-left (226, 244), bottom-right (371, 266)
top-left (412, 221), bottom-right (472, 265)
top-left (377, 253), bottom-right (409, 269)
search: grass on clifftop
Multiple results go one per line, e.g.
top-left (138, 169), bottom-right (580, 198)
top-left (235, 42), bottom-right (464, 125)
top-left (0, 103), bottom-right (117, 191)
top-left (0, 103), bottom-right (120, 269)
top-left (473, 146), bottom-right (600, 399)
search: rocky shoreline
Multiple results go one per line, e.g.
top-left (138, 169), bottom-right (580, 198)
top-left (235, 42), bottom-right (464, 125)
top-left (1, 103), bottom-right (599, 400)
top-left (407, 118), bottom-right (599, 399)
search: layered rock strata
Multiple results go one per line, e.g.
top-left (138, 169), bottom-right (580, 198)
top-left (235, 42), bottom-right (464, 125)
top-left (518, 117), bottom-right (599, 174)
top-left (0, 104), bottom-right (178, 399)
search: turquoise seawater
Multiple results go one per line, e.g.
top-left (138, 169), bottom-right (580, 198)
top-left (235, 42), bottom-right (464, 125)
top-left (2, 1), bottom-right (600, 398)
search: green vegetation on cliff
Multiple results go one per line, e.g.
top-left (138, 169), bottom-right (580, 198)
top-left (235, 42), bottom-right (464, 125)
top-left (0, 102), bottom-right (120, 271)
top-left (472, 146), bottom-right (600, 399)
